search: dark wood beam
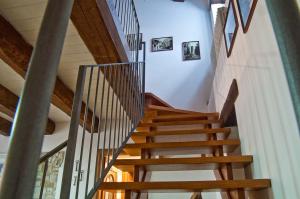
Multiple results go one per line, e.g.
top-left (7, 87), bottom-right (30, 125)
top-left (71, 0), bottom-right (126, 64)
top-left (71, 0), bottom-right (140, 118)
top-left (0, 84), bottom-right (55, 134)
top-left (0, 14), bottom-right (97, 133)
top-left (0, 116), bottom-right (11, 136)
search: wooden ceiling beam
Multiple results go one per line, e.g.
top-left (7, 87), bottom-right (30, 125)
top-left (0, 14), bottom-right (97, 133)
top-left (0, 84), bottom-right (55, 134)
top-left (0, 116), bottom-right (11, 136)
top-left (71, 0), bottom-right (124, 64)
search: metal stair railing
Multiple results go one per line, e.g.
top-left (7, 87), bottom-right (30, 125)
top-left (60, 60), bottom-right (145, 199)
top-left (36, 141), bottom-right (68, 199)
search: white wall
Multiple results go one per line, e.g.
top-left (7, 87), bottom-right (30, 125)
top-left (213, 0), bottom-right (300, 198)
top-left (134, 0), bottom-right (214, 111)
top-left (149, 170), bottom-right (220, 199)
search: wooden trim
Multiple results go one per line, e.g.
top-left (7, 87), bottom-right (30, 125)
top-left (96, 0), bottom-right (130, 62)
top-left (223, 0), bottom-right (239, 57)
top-left (236, 0), bottom-right (258, 33)
top-left (0, 116), bottom-right (11, 136)
top-left (146, 105), bottom-right (219, 116)
top-left (220, 79), bottom-right (239, 127)
top-left (145, 93), bottom-right (173, 108)
top-left (98, 180), bottom-right (271, 191)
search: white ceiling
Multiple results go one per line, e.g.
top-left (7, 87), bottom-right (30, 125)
top-left (0, 0), bottom-right (98, 123)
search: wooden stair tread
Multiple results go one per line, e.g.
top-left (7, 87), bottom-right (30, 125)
top-left (114, 156), bottom-right (252, 171)
top-left (99, 180), bottom-right (271, 192)
top-left (123, 140), bottom-right (240, 156)
top-left (139, 119), bottom-right (222, 127)
top-left (134, 128), bottom-right (231, 136)
top-left (146, 105), bottom-right (219, 116)
top-left (152, 114), bottom-right (219, 122)
top-left (125, 140), bottom-right (240, 149)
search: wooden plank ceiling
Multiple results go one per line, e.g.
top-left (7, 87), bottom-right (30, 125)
top-left (0, 0), bottom-right (126, 135)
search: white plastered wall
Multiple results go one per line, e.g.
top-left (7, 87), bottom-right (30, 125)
top-left (213, 0), bottom-right (300, 198)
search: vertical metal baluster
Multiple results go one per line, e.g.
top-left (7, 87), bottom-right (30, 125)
top-left (123, 0), bottom-right (129, 37)
top-left (75, 67), bottom-right (94, 199)
top-left (39, 160), bottom-right (48, 199)
top-left (85, 67), bottom-right (100, 197)
top-left (117, 0), bottom-right (121, 17)
top-left (114, 0), bottom-right (117, 9)
top-left (60, 66), bottom-right (86, 199)
top-left (124, 64), bottom-right (131, 141)
top-left (142, 42), bottom-right (146, 115)
top-left (121, 0), bottom-right (126, 32)
top-left (117, 65), bottom-right (124, 149)
top-left (125, 0), bottom-right (131, 39)
top-left (128, 64), bottom-right (135, 136)
top-left (131, 63), bottom-right (137, 128)
top-left (130, 7), bottom-right (135, 61)
top-left (120, 65), bottom-right (127, 146)
top-left (137, 63), bottom-right (142, 120)
top-left (134, 63), bottom-right (139, 126)
top-left (100, 67), bottom-right (112, 179)
top-left (112, 64), bottom-right (121, 157)
top-left (95, 67), bottom-right (106, 184)
top-left (107, 66), bottom-right (116, 165)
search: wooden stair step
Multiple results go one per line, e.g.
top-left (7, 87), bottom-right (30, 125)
top-left (134, 128), bottom-right (231, 137)
top-left (152, 114), bottom-right (219, 122)
top-left (114, 156), bottom-right (253, 172)
top-left (99, 180), bottom-right (271, 192)
top-left (139, 119), bottom-right (222, 127)
top-left (123, 140), bottom-right (240, 156)
top-left (146, 105), bottom-right (219, 117)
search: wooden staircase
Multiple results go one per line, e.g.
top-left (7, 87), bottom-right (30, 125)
top-left (98, 103), bottom-right (271, 199)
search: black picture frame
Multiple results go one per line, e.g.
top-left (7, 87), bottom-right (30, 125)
top-left (236, 0), bottom-right (258, 33)
top-left (151, 37), bottom-right (173, 52)
top-left (182, 41), bottom-right (201, 61)
top-left (223, 0), bottom-right (239, 57)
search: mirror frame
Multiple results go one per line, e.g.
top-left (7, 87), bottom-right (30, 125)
top-left (236, 0), bottom-right (258, 33)
top-left (223, 0), bottom-right (239, 57)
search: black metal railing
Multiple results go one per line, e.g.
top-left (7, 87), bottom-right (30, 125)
top-left (108, 0), bottom-right (140, 62)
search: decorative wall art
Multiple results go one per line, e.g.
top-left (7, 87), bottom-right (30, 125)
top-left (236, 0), bottom-right (258, 33)
top-left (182, 41), bottom-right (201, 61)
top-left (151, 37), bottom-right (173, 52)
top-left (0, 154), bottom-right (6, 186)
top-left (223, 0), bottom-right (239, 57)
top-left (33, 151), bottom-right (65, 199)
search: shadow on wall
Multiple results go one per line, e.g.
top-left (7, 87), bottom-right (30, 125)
top-left (189, 0), bottom-right (210, 9)
top-left (167, 63), bottom-right (214, 111)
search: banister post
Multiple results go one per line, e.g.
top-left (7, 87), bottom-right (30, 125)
top-left (0, 0), bottom-right (74, 199)
top-left (60, 66), bottom-right (87, 199)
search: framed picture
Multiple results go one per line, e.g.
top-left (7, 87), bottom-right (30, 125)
top-left (223, 0), bottom-right (239, 57)
top-left (236, 0), bottom-right (258, 33)
top-left (182, 41), bottom-right (201, 61)
top-left (151, 37), bottom-right (173, 52)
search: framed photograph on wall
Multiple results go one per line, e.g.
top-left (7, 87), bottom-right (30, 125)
top-left (236, 0), bottom-right (258, 33)
top-left (151, 37), bottom-right (173, 52)
top-left (223, 0), bottom-right (239, 57)
top-left (182, 41), bottom-right (201, 61)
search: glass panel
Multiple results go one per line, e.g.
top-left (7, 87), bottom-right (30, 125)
top-left (238, 0), bottom-right (253, 25)
top-left (224, 2), bottom-right (237, 53)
